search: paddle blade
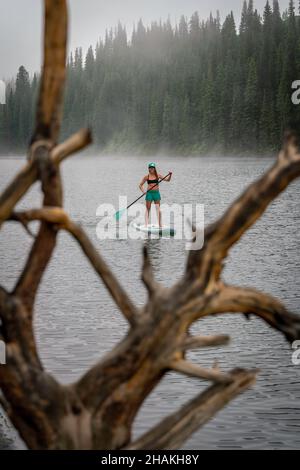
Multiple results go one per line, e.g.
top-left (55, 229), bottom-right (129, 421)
top-left (114, 208), bottom-right (126, 221)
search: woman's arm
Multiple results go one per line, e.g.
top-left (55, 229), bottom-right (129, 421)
top-left (159, 172), bottom-right (173, 182)
top-left (139, 175), bottom-right (147, 193)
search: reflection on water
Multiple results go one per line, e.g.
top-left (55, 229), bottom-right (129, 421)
top-left (0, 154), bottom-right (300, 450)
top-left (145, 238), bottom-right (164, 272)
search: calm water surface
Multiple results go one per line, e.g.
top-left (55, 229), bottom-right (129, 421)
top-left (0, 153), bottom-right (300, 450)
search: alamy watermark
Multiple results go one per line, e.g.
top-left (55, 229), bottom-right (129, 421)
top-left (291, 80), bottom-right (300, 105)
top-left (0, 79), bottom-right (6, 105)
top-left (96, 198), bottom-right (205, 250)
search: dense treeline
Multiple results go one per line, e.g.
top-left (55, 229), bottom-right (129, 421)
top-left (1, 0), bottom-right (300, 155)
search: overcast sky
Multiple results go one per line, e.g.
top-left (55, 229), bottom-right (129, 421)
top-left (0, 0), bottom-right (290, 79)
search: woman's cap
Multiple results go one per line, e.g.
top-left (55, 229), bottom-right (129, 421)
top-left (148, 162), bottom-right (156, 168)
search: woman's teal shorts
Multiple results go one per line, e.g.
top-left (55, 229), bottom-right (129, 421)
top-left (146, 190), bottom-right (161, 202)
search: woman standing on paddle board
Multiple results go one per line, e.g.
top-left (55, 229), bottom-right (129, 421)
top-left (139, 163), bottom-right (172, 227)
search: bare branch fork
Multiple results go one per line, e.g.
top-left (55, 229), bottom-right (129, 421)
top-left (0, 0), bottom-right (300, 450)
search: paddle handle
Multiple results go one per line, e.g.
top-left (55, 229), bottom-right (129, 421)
top-left (126, 173), bottom-right (171, 211)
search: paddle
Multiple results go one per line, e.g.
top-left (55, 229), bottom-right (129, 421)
top-left (114, 172), bottom-right (172, 221)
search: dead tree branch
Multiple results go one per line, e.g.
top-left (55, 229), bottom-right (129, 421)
top-left (33, 0), bottom-right (67, 143)
top-left (181, 334), bottom-right (230, 350)
top-left (170, 359), bottom-right (233, 384)
top-left (124, 369), bottom-right (256, 450)
top-left (51, 128), bottom-right (92, 164)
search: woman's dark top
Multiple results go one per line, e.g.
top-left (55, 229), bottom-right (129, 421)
top-left (147, 179), bottom-right (159, 185)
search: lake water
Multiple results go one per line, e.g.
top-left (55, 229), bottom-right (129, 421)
top-left (0, 153), bottom-right (300, 450)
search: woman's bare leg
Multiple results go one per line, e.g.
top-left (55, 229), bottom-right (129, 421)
top-left (145, 201), bottom-right (151, 226)
top-left (155, 202), bottom-right (162, 227)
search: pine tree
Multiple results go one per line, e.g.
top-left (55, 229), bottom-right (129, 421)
top-left (189, 11), bottom-right (200, 37)
top-left (221, 12), bottom-right (237, 57)
top-left (85, 46), bottom-right (95, 75)
top-left (243, 58), bottom-right (259, 149)
top-left (178, 15), bottom-right (188, 38)
top-left (74, 48), bottom-right (83, 71)
top-left (240, 1), bottom-right (248, 34)
top-left (14, 66), bottom-right (31, 148)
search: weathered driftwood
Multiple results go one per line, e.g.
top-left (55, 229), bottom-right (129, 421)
top-left (0, 0), bottom-right (300, 450)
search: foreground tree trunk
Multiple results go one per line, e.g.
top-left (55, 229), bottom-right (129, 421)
top-left (0, 0), bottom-right (300, 450)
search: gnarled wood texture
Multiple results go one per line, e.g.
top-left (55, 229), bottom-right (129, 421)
top-left (0, 0), bottom-right (300, 450)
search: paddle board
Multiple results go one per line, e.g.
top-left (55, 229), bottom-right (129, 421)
top-left (133, 223), bottom-right (176, 237)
